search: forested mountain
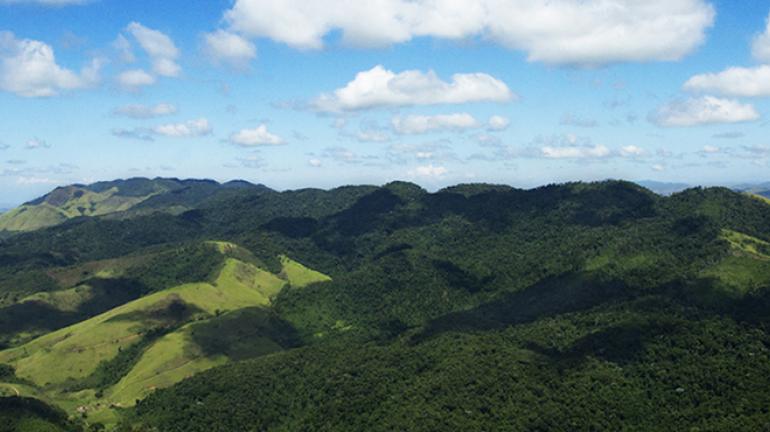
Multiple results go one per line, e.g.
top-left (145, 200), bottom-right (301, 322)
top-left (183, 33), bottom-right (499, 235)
top-left (1, 178), bottom-right (770, 431)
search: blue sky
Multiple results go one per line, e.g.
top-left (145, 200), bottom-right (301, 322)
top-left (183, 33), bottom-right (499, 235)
top-left (1, 0), bottom-right (770, 205)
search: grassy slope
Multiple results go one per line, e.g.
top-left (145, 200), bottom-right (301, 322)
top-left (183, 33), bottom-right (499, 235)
top-left (20, 285), bottom-right (95, 313)
top-left (0, 187), bottom-right (150, 233)
top-left (699, 230), bottom-right (770, 297)
top-left (0, 249), bottom-right (330, 428)
top-left (0, 259), bottom-right (281, 387)
top-left (280, 255), bottom-right (332, 288)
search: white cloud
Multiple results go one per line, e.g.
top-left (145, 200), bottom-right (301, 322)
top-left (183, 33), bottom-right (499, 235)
top-left (308, 158), bottom-right (322, 167)
top-left (228, 124), bottom-right (285, 146)
top-left (203, 30), bottom-right (256, 68)
top-left (392, 113), bottom-right (480, 134)
top-left (652, 96), bottom-right (760, 127)
top-left (25, 138), bottom-right (49, 149)
top-left (114, 103), bottom-right (177, 119)
top-left (153, 118), bottom-right (212, 138)
top-left (541, 144), bottom-right (610, 159)
top-left (409, 164), bottom-right (448, 178)
top-left (314, 65), bottom-right (513, 112)
top-left (703, 145), bottom-right (720, 153)
top-left (684, 65), bottom-right (770, 98)
top-left (116, 69), bottom-right (155, 89)
top-left (222, 0), bottom-right (714, 66)
top-left (0, 31), bottom-right (101, 97)
top-left (652, 164), bottom-right (665, 172)
top-left (487, 115), bottom-right (510, 131)
top-left (126, 22), bottom-right (181, 77)
top-left (753, 13), bottom-right (770, 63)
top-left (113, 34), bottom-right (135, 63)
top-left (620, 145), bottom-right (645, 157)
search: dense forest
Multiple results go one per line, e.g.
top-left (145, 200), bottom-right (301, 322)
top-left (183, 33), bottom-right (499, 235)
top-left (1, 178), bottom-right (770, 431)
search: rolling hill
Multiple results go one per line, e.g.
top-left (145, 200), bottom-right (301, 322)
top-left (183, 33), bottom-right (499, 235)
top-left (0, 178), bottom-right (265, 235)
top-left (0, 179), bottom-right (770, 430)
top-left (0, 240), bottom-right (329, 427)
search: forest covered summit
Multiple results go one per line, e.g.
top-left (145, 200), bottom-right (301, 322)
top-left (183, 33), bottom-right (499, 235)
top-left (0, 178), bottom-right (769, 430)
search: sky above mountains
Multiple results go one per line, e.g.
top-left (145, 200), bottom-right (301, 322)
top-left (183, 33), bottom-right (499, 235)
top-left (1, 0), bottom-right (769, 204)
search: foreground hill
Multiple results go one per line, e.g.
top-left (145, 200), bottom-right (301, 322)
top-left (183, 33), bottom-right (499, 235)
top-left (0, 179), bottom-right (769, 430)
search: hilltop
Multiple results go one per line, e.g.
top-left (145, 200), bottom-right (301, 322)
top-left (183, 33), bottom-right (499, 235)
top-left (0, 179), bottom-right (769, 430)
top-left (0, 177), bottom-right (267, 235)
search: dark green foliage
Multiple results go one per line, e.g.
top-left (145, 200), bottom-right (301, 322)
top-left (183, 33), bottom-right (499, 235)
top-left (127, 298), bottom-right (770, 432)
top-left (189, 308), bottom-right (301, 361)
top-left (0, 364), bottom-right (14, 380)
top-left (0, 397), bottom-right (82, 432)
top-left (3, 179), bottom-right (770, 431)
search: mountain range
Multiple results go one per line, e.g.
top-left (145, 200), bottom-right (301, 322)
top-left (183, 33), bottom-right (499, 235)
top-left (0, 178), bottom-right (770, 431)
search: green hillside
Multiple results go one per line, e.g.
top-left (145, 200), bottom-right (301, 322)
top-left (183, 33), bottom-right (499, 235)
top-left (1, 180), bottom-right (770, 430)
top-left (0, 240), bottom-right (329, 428)
top-left (0, 178), bottom-right (263, 235)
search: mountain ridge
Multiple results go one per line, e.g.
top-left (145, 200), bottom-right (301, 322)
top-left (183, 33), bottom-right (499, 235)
top-left (0, 178), bottom-right (769, 430)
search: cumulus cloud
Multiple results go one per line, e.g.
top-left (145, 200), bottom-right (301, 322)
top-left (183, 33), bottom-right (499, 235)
top-left (126, 22), bottom-right (181, 77)
top-left (313, 65), bottom-right (514, 112)
top-left (113, 103), bottom-right (177, 119)
top-left (684, 65), bottom-right (770, 98)
top-left (703, 145), bottom-right (720, 153)
top-left (753, 13), bottom-right (770, 63)
top-left (651, 96), bottom-right (760, 127)
top-left (487, 115), bottom-right (510, 131)
top-left (308, 158), bottom-right (322, 167)
top-left (392, 113), bottom-right (480, 134)
top-left (228, 124), bottom-right (285, 146)
top-left (0, 31), bottom-right (101, 97)
top-left (116, 69), bottom-right (155, 89)
top-left (221, 0), bottom-right (714, 66)
top-left (153, 118), bottom-right (212, 138)
top-left (113, 34), bottom-right (135, 63)
top-left (203, 30), bottom-right (256, 69)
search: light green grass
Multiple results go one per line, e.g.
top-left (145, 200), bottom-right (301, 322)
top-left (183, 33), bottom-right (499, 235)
top-left (722, 229), bottom-right (770, 260)
top-left (21, 285), bottom-right (95, 312)
top-left (701, 256), bottom-right (770, 296)
top-left (0, 248), bottom-right (330, 428)
top-left (0, 258), bottom-right (282, 387)
top-left (0, 187), bottom-right (155, 233)
top-left (0, 205), bottom-right (67, 232)
top-left (280, 255), bottom-right (332, 288)
top-left (107, 326), bottom-right (227, 407)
